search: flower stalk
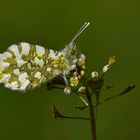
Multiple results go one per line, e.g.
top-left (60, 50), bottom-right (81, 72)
top-left (51, 104), bottom-right (89, 120)
top-left (86, 91), bottom-right (97, 140)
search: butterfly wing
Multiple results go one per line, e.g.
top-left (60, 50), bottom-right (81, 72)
top-left (0, 42), bottom-right (70, 91)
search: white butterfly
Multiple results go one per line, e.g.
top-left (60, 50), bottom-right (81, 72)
top-left (0, 22), bottom-right (90, 91)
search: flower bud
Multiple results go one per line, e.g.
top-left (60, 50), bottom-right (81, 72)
top-left (82, 66), bottom-right (86, 70)
top-left (91, 71), bottom-right (98, 78)
top-left (109, 56), bottom-right (116, 65)
top-left (64, 86), bottom-right (72, 95)
top-left (78, 86), bottom-right (86, 93)
top-left (103, 64), bottom-right (110, 73)
top-left (80, 70), bottom-right (85, 76)
top-left (80, 54), bottom-right (86, 59)
top-left (73, 72), bottom-right (78, 77)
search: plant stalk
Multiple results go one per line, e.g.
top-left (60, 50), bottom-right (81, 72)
top-left (61, 115), bottom-right (89, 120)
top-left (86, 93), bottom-right (96, 140)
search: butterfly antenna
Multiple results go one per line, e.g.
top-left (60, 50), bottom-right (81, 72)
top-left (70, 22), bottom-right (90, 45)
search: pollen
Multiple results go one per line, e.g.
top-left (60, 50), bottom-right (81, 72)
top-left (70, 76), bottom-right (79, 87)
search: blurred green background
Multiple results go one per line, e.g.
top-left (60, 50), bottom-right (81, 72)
top-left (0, 0), bottom-right (139, 140)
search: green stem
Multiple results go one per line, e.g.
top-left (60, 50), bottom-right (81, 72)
top-left (61, 115), bottom-right (89, 120)
top-left (86, 93), bottom-right (96, 140)
top-left (78, 95), bottom-right (89, 106)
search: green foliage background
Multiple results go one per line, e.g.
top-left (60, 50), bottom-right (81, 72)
top-left (0, 0), bottom-right (139, 140)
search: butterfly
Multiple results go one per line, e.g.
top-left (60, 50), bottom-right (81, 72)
top-left (0, 22), bottom-right (90, 91)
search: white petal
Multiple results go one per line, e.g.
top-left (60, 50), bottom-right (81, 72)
top-left (70, 65), bottom-right (76, 70)
top-left (72, 59), bottom-right (78, 64)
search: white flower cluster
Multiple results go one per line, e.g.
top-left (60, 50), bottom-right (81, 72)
top-left (63, 53), bottom-right (87, 95)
